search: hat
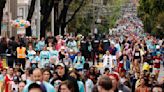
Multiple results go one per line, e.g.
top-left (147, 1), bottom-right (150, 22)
top-left (156, 52), bottom-right (161, 55)
top-left (56, 63), bottom-right (65, 67)
top-left (61, 46), bottom-right (65, 50)
top-left (156, 45), bottom-right (160, 49)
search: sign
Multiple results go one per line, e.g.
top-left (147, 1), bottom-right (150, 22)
top-left (17, 28), bottom-right (25, 34)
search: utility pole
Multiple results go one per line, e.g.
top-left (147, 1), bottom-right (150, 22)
top-left (51, 7), bottom-right (54, 36)
top-left (36, 0), bottom-right (40, 39)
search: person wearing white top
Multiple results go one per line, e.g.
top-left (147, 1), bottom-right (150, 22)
top-left (85, 78), bottom-right (94, 92)
top-left (102, 51), bottom-right (114, 72)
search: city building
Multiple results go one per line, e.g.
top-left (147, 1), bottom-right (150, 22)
top-left (17, 0), bottom-right (40, 37)
top-left (1, 0), bottom-right (17, 37)
top-left (17, 0), bottom-right (29, 19)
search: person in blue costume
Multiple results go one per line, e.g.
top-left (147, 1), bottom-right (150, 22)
top-left (23, 68), bottom-right (55, 92)
top-left (35, 41), bottom-right (40, 51)
top-left (73, 51), bottom-right (85, 71)
top-left (50, 45), bottom-right (59, 57)
top-left (26, 45), bottom-right (36, 68)
top-left (34, 51), bottom-right (40, 63)
top-left (49, 45), bottom-right (59, 65)
top-left (38, 37), bottom-right (45, 51)
top-left (31, 51), bottom-right (40, 69)
top-left (39, 46), bottom-right (50, 68)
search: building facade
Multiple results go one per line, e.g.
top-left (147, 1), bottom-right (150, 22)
top-left (1, 0), bottom-right (17, 37)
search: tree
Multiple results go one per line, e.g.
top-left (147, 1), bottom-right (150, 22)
top-left (138, 0), bottom-right (164, 35)
top-left (39, 0), bottom-right (85, 37)
top-left (152, 12), bottom-right (164, 38)
top-left (53, 0), bottom-right (85, 36)
top-left (40, 0), bottom-right (54, 38)
top-left (26, 0), bottom-right (36, 36)
top-left (68, 0), bottom-right (129, 35)
top-left (0, 0), bottom-right (6, 35)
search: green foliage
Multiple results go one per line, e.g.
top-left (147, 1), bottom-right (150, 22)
top-left (152, 12), bottom-right (164, 39)
top-left (138, 0), bottom-right (164, 38)
top-left (68, 0), bottom-right (128, 35)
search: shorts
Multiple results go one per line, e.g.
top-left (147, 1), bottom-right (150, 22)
top-left (154, 68), bottom-right (160, 73)
top-left (76, 68), bottom-right (83, 71)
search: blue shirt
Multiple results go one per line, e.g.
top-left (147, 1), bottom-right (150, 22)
top-left (69, 54), bottom-right (76, 61)
top-left (34, 56), bottom-right (40, 63)
top-left (77, 81), bottom-right (85, 92)
top-left (23, 81), bottom-right (56, 92)
top-left (40, 51), bottom-right (50, 59)
top-left (50, 50), bottom-right (59, 57)
top-left (0, 74), bottom-right (4, 82)
top-left (38, 41), bottom-right (45, 51)
top-left (27, 50), bottom-right (36, 62)
top-left (73, 56), bottom-right (85, 69)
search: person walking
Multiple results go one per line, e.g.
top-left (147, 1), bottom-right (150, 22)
top-left (16, 43), bottom-right (27, 70)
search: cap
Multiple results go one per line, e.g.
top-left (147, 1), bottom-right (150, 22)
top-left (56, 63), bottom-right (65, 67)
top-left (156, 45), bottom-right (160, 49)
top-left (156, 52), bottom-right (161, 55)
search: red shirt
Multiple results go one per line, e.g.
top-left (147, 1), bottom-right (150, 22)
top-left (4, 75), bottom-right (13, 92)
top-left (153, 56), bottom-right (161, 68)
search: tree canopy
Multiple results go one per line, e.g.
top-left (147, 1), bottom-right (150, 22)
top-left (138, 0), bottom-right (164, 38)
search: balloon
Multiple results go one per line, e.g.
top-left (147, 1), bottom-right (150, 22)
top-left (16, 19), bottom-right (19, 22)
top-left (20, 20), bottom-right (25, 24)
top-left (15, 24), bottom-right (19, 28)
top-left (11, 19), bottom-right (30, 28)
top-left (20, 24), bottom-right (25, 27)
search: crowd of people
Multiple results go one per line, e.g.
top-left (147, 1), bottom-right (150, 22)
top-left (0, 13), bottom-right (163, 92)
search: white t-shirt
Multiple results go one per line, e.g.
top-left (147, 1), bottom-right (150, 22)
top-left (11, 82), bottom-right (19, 92)
top-left (85, 79), bottom-right (94, 92)
top-left (103, 54), bottom-right (113, 68)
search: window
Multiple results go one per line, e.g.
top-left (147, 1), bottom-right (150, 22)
top-left (103, 0), bottom-right (108, 5)
top-left (18, 8), bottom-right (24, 19)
